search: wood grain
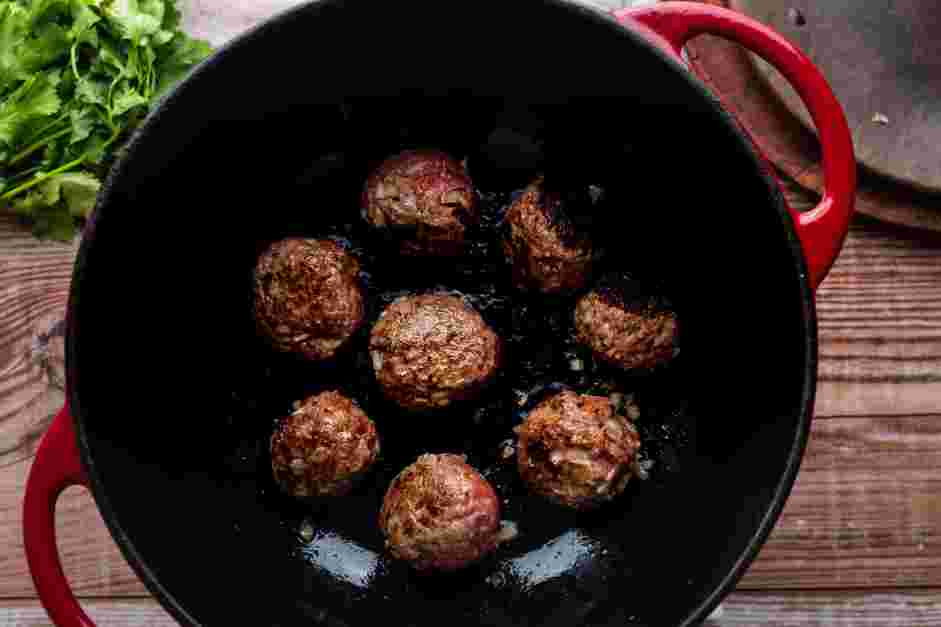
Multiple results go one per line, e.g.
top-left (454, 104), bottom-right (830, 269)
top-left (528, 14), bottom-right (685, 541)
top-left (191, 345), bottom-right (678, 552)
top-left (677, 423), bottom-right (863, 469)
top-left (0, 462), bottom-right (142, 597)
top-left (707, 590), bottom-right (941, 626)
top-left (741, 415), bottom-right (941, 589)
top-left (815, 219), bottom-right (941, 417)
top-left (3, 591), bottom-right (941, 626)
top-left (0, 600), bottom-right (170, 626)
top-left (2, 414), bottom-right (940, 599)
top-left (0, 217), bottom-right (74, 467)
top-left (181, 0), bottom-right (304, 46)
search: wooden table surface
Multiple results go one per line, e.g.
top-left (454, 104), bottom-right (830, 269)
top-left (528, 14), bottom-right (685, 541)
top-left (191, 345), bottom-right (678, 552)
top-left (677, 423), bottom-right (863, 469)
top-left (3, 1), bottom-right (941, 625)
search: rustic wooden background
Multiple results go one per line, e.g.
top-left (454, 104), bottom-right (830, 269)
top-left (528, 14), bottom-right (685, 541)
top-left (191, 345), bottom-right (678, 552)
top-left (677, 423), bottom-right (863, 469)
top-left (3, 0), bottom-right (941, 625)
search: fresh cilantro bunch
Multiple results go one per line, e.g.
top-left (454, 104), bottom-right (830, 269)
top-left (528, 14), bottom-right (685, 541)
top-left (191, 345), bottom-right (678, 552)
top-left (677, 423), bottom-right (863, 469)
top-left (0, 0), bottom-right (211, 240)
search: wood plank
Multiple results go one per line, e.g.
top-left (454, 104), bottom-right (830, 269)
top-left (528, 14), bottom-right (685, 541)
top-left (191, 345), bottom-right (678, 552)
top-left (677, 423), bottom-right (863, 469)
top-left (0, 460), bottom-right (145, 597)
top-left (707, 590), bottom-right (941, 626)
top-left (772, 176), bottom-right (941, 418)
top-left (181, 0), bottom-right (304, 46)
top-left (815, 219), bottom-right (941, 417)
top-left (742, 415), bottom-right (941, 589)
top-left (0, 600), bottom-right (170, 626)
top-left (1, 415), bottom-right (940, 597)
top-left (0, 216), bottom-right (74, 467)
top-left (817, 382), bottom-right (941, 420)
top-left (3, 591), bottom-right (941, 626)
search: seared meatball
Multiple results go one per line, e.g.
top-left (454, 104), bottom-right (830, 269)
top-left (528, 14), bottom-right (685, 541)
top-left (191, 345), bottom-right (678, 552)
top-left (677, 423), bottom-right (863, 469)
top-left (369, 294), bottom-right (501, 411)
top-left (502, 177), bottom-right (594, 293)
top-left (515, 390), bottom-right (640, 510)
top-left (379, 453), bottom-right (501, 571)
top-left (362, 150), bottom-right (478, 256)
top-left (254, 238), bottom-right (365, 361)
top-left (270, 391), bottom-right (380, 497)
top-left (574, 277), bottom-right (679, 371)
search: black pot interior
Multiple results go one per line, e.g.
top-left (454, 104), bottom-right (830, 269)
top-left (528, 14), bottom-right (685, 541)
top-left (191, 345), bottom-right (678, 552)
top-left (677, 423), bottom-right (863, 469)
top-left (68, 1), bottom-right (815, 625)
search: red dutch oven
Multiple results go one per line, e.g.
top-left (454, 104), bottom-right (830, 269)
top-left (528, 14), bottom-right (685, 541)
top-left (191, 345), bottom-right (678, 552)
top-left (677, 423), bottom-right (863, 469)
top-left (24, 2), bottom-right (855, 626)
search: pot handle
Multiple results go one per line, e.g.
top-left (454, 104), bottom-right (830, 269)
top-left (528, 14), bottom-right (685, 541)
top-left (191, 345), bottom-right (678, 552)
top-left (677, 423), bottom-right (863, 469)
top-left (23, 405), bottom-right (96, 627)
top-left (615, 2), bottom-right (855, 290)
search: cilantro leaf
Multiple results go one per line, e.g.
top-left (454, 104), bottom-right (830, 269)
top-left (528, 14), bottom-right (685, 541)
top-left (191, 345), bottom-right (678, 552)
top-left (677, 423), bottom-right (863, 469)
top-left (17, 22), bottom-right (71, 75)
top-left (110, 81), bottom-right (146, 115)
top-left (68, 0), bottom-right (100, 39)
top-left (75, 75), bottom-right (107, 106)
top-left (0, 4), bottom-right (29, 89)
top-left (154, 32), bottom-right (211, 97)
top-left (9, 170), bottom-right (99, 239)
top-left (104, 0), bottom-right (164, 45)
top-left (53, 170), bottom-right (100, 216)
top-left (1, 0), bottom-right (213, 240)
top-left (68, 105), bottom-right (94, 142)
top-left (0, 70), bottom-right (61, 145)
top-left (28, 202), bottom-right (79, 240)
top-left (0, 3), bottom-right (70, 91)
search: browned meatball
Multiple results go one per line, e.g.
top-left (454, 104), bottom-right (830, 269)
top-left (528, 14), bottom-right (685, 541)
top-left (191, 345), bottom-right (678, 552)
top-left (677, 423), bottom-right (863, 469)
top-left (574, 278), bottom-right (679, 371)
top-left (379, 453), bottom-right (501, 571)
top-left (502, 177), bottom-right (594, 294)
top-left (369, 294), bottom-right (501, 411)
top-left (254, 238), bottom-right (365, 361)
top-left (270, 391), bottom-right (380, 497)
top-left (515, 390), bottom-right (641, 510)
top-left (362, 150), bottom-right (478, 256)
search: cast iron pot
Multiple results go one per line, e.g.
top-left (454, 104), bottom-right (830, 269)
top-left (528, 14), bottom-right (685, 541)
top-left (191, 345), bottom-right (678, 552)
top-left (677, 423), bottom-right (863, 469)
top-left (23, 2), bottom-right (855, 626)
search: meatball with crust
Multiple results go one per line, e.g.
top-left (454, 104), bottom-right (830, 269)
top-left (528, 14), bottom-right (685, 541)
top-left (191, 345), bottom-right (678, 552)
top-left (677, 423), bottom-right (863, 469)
top-left (362, 149), bottom-right (478, 256)
top-left (502, 177), bottom-right (594, 294)
top-left (516, 390), bottom-right (641, 510)
top-left (270, 391), bottom-right (380, 497)
top-left (379, 453), bottom-right (501, 571)
top-left (369, 294), bottom-right (501, 411)
top-left (254, 238), bottom-right (365, 361)
top-left (574, 277), bottom-right (679, 371)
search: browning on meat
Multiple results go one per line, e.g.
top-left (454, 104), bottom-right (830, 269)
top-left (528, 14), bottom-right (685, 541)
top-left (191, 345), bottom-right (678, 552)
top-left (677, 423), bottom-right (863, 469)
top-left (254, 238), bottom-right (365, 361)
top-left (362, 150), bottom-right (478, 256)
top-left (270, 390), bottom-right (380, 497)
top-left (574, 276), bottom-right (679, 371)
top-left (379, 453), bottom-right (501, 571)
top-left (515, 390), bottom-right (641, 510)
top-left (369, 294), bottom-right (501, 411)
top-left (502, 177), bottom-right (594, 294)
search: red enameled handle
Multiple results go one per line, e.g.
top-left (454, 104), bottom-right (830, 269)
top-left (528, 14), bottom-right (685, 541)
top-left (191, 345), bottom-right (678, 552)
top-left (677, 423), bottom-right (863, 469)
top-left (616, 1), bottom-right (856, 290)
top-left (23, 405), bottom-right (96, 627)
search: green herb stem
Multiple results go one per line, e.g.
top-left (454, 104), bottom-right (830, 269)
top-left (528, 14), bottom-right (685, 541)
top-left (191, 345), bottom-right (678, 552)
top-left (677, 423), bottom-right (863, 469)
top-left (9, 126), bottom-right (72, 165)
top-left (0, 157), bottom-right (85, 200)
top-left (1, 128), bottom-right (121, 201)
top-left (22, 114), bottom-right (68, 144)
top-left (9, 164), bottom-right (43, 182)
